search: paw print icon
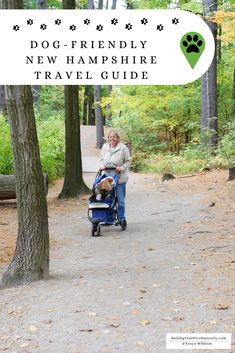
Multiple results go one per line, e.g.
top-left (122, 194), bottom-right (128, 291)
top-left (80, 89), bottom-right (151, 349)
top-left (111, 18), bottom-right (118, 25)
top-left (40, 24), bottom-right (47, 30)
top-left (180, 32), bottom-right (205, 69)
top-left (125, 23), bottom-right (132, 30)
top-left (156, 24), bottom-right (164, 31)
top-left (84, 18), bottom-right (91, 25)
top-left (70, 25), bottom-right (76, 31)
top-left (55, 19), bottom-right (62, 25)
top-left (27, 19), bottom-right (33, 25)
top-left (96, 24), bottom-right (103, 31)
top-left (141, 18), bottom-right (148, 25)
top-left (13, 25), bottom-right (20, 31)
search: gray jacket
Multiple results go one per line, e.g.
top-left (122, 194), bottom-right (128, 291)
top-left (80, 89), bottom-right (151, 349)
top-left (100, 143), bottom-right (131, 184)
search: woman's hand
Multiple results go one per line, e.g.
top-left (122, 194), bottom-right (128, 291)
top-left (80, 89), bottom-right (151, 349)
top-left (116, 166), bottom-right (123, 172)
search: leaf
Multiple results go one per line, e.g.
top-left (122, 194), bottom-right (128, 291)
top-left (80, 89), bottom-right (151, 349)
top-left (110, 316), bottom-right (119, 321)
top-left (29, 325), bottom-right (39, 332)
top-left (139, 288), bottom-right (147, 293)
top-left (213, 304), bottom-right (229, 310)
top-left (130, 309), bottom-right (140, 315)
top-left (42, 320), bottom-right (53, 324)
top-left (173, 316), bottom-right (184, 321)
top-left (137, 341), bottom-right (145, 346)
top-left (161, 316), bottom-right (184, 321)
top-left (88, 312), bottom-right (97, 317)
top-left (138, 319), bottom-right (151, 325)
top-left (20, 343), bottom-right (29, 348)
top-left (109, 323), bottom-right (120, 328)
top-left (79, 329), bottom-right (93, 332)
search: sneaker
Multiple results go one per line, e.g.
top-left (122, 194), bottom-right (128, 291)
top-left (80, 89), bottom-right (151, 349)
top-left (120, 219), bottom-right (127, 231)
top-left (114, 220), bottom-right (120, 226)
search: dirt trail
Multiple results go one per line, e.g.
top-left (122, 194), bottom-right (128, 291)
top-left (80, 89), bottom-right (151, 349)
top-left (0, 127), bottom-right (234, 353)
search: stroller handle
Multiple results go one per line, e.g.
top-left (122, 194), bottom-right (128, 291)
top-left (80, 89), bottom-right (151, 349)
top-left (100, 167), bottom-right (117, 171)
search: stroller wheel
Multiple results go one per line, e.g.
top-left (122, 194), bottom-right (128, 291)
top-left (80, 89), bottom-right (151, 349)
top-left (92, 224), bottom-right (102, 236)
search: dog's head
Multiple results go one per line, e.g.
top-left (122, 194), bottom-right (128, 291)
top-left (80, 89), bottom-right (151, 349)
top-left (99, 177), bottom-right (114, 191)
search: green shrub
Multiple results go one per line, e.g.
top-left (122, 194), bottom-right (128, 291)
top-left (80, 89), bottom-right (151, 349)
top-left (0, 115), bottom-right (13, 175)
top-left (38, 119), bottom-right (65, 180)
top-left (0, 114), bottom-right (65, 181)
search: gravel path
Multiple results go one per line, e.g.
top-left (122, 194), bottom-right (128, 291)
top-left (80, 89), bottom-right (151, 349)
top-left (0, 127), bottom-right (234, 353)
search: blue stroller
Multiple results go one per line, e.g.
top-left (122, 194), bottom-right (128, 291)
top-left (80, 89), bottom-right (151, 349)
top-left (88, 168), bottom-right (124, 236)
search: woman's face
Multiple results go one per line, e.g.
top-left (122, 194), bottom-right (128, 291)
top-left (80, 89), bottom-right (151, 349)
top-left (108, 133), bottom-right (119, 146)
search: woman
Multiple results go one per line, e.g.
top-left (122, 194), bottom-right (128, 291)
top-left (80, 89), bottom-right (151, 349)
top-left (100, 129), bottom-right (131, 230)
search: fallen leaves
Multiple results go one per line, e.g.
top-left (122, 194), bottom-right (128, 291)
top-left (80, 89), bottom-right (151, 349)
top-left (79, 328), bottom-right (93, 332)
top-left (138, 319), bottom-right (151, 325)
top-left (108, 322), bottom-right (120, 328)
top-left (130, 309), bottom-right (140, 315)
top-left (8, 307), bottom-right (24, 317)
top-left (213, 304), bottom-right (229, 310)
top-left (29, 325), bottom-right (39, 332)
top-left (161, 316), bottom-right (184, 321)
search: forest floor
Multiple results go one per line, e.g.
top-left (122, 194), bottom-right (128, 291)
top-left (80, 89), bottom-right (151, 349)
top-left (0, 127), bottom-right (234, 353)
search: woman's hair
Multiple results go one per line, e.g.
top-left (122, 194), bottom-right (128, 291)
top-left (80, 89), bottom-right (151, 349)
top-left (108, 129), bottom-right (121, 142)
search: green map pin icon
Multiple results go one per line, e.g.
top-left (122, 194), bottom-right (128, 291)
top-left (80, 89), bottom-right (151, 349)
top-left (180, 32), bottom-right (205, 69)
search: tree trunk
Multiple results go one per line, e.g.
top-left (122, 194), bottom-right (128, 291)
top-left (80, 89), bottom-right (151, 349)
top-left (98, 0), bottom-right (103, 8)
top-left (111, 0), bottom-right (117, 9)
top-left (0, 85), bottom-right (6, 112)
top-left (63, 0), bottom-right (75, 7)
top-left (36, 0), bottom-right (46, 9)
top-left (106, 85), bottom-right (112, 124)
top-left (59, 0), bottom-right (89, 198)
top-left (88, 86), bottom-right (95, 125)
top-left (83, 86), bottom-right (89, 125)
top-left (0, 0), bottom-right (49, 290)
top-left (1, 86), bottom-right (49, 288)
top-left (58, 86), bottom-right (89, 198)
top-left (94, 85), bottom-right (104, 149)
top-left (0, 0), bottom-right (22, 8)
top-left (0, 174), bottom-right (48, 200)
top-left (228, 167), bottom-right (235, 181)
top-left (87, 0), bottom-right (94, 9)
top-left (201, 0), bottom-right (218, 147)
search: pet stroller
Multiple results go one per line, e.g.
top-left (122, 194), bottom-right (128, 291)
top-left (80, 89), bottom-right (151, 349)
top-left (88, 168), bottom-right (125, 236)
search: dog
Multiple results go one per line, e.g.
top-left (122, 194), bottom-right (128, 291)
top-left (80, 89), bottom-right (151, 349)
top-left (93, 176), bottom-right (114, 200)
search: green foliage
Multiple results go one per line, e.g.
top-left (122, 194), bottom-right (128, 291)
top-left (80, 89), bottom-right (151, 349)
top-left (38, 119), bottom-right (65, 180)
top-left (217, 123), bottom-right (235, 167)
top-left (34, 86), bottom-right (64, 121)
top-left (0, 114), bottom-right (65, 181)
top-left (24, 0), bottom-right (62, 8)
top-left (0, 115), bottom-right (13, 175)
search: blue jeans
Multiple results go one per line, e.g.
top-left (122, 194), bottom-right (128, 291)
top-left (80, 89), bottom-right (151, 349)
top-left (116, 182), bottom-right (126, 220)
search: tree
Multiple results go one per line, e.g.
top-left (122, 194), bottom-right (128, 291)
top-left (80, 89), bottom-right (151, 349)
top-left (88, 86), bottom-right (95, 125)
top-left (37, 0), bottom-right (46, 8)
top-left (59, 0), bottom-right (89, 198)
top-left (91, 0), bottom-right (105, 149)
top-left (111, 0), bottom-right (117, 9)
top-left (1, 86), bottom-right (50, 288)
top-left (83, 86), bottom-right (89, 125)
top-left (201, 0), bottom-right (218, 147)
top-left (87, 0), bottom-right (94, 8)
top-left (59, 85), bottom-right (89, 197)
top-left (98, 0), bottom-right (103, 8)
top-left (0, 0), bottom-right (49, 290)
top-left (94, 85), bottom-right (104, 148)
